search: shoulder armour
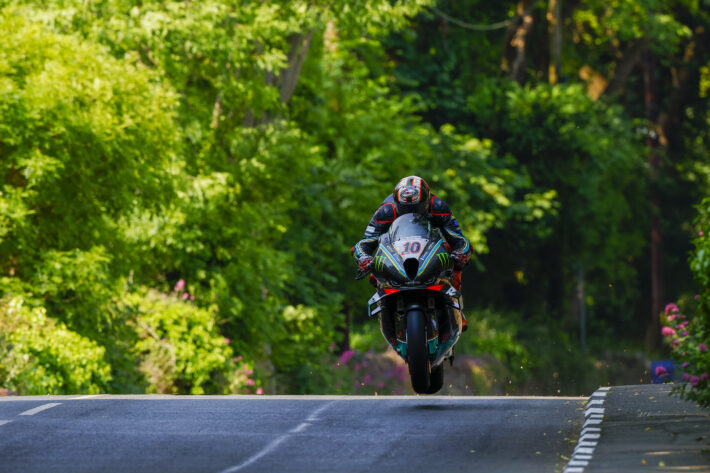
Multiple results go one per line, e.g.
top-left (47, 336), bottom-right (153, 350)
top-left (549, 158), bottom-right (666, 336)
top-left (374, 202), bottom-right (397, 224)
top-left (430, 195), bottom-right (451, 216)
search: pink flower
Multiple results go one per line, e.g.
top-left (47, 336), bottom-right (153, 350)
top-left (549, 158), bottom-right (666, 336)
top-left (655, 366), bottom-right (667, 376)
top-left (190, 295), bottom-right (195, 301)
top-left (668, 314), bottom-right (677, 321)
top-left (256, 387), bottom-right (264, 395)
top-left (661, 327), bottom-right (676, 336)
top-left (174, 279), bottom-right (186, 291)
top-left (224, 337), bottom-right (230, 344)
top-left (702, 373), bottom-right (708, 381)
top-left (354, 363), bottom-right (361, 372)
top-left (682, 373), bottom-right (690, 380)
top-left (682, 361), bottom-right (689, 368)
top-left (338, 350), bottom-right (355, 364)
top-left (689, 376), bottom-right (700, 386)
top-left (695, 294), bottom-right (700, 300)
top-left (681, 331), bottom-right (689, 337)
top-left (699, 344), bottom-right (707, 352)
top-left (699, 231), bottom-right (704, 237)
top-left (664, 303), bottom-right (678, 315)
top-left (182, 292), bottom-right (189, 300)
top-left (362, 373), bottom-right (372, 385)
top-left (246, 378), bottom-right (255, 386)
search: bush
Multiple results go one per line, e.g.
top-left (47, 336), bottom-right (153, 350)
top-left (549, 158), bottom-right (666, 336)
top-left (660, 198), bottom-right (710, 407)
top-left (125, 286), bottom-right (254, 395)
top-left (0, 297), bottom-right (112, 394)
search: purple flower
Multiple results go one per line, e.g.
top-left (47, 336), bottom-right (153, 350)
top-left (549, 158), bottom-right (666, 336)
top-left (655, 366), bottom-right (667, 375)
top-left (682, 361), bottom-right (689, 368)
top-left (699, 344), bottom-right (707, 352)
top-left (174, 279), bottom-right (186, 291)
top-left (681, 331), bottom-right (689, 337)
top-left (338, 350), bottom-right (355, 364)
top-left (702, 373), bottom-right (708, 381)
top-left (682, 373), bottom-right (690, 381)
top-left (689, 376), bottom-right (700, 386)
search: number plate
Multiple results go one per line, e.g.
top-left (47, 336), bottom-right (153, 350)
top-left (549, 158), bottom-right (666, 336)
top-left (393, 238), bottom-right (427, 259)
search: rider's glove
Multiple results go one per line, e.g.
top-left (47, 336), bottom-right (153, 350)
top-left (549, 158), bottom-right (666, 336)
top-left (451, 251), bottom-right (469, 270)
top-left (357, 256), bottom-right (374, 272)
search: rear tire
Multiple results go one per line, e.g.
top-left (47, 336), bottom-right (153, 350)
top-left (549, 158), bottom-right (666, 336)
top-left (406, 309), bottom-right (430, 394)
top-left (426, 363), bottom-right (444, 394)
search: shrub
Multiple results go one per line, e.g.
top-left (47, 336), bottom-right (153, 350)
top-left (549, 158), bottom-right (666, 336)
top-left (125, 287), bottom-right (254, 395)
top-left (0, 297), bottom-right (112, 394)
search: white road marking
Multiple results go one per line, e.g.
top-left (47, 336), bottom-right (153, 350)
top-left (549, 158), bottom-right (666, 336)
top-left (289, 422), bottom-right (311, 434)
top-left (0, 420), bottom-right (11, 426)
top-left (19, 403), bottom-right (62, 416)
top-left (563, 387), bottom-right (610, 473)
top-left (216, 401), bottom-right (336, 473)
top-left (71, 395), bottom-right (102, 400)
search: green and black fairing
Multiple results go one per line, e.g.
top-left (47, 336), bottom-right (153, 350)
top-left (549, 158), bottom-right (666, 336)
top-left (366, 213), bottom-right (464, 373)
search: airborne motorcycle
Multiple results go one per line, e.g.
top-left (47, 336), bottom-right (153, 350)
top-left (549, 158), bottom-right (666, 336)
top-left (357, 213), bottom-right (465, 394)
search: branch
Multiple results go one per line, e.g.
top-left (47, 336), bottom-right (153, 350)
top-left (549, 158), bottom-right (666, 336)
top-left (430, 5), bottom-right (531, 32)
top-left (602, 38), bottom-right (649, 97)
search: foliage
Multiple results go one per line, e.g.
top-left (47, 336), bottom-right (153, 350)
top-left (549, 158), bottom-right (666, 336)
top-left (0, 298), bottom-right (112, 394)
top-left (125, 287), bottom-right (249, 395)
top-left (660, 199), bottom-right (710, 407)
top-left (2, 0), bottom-right (710, 396)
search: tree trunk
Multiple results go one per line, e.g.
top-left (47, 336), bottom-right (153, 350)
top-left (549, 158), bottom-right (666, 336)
top-left (547, 0), bottom-right (562, 84)
top-left (280, 29), bottom-right (314, 104)
top-left (509, 0), bottom-right (535, 84)
top-left (602, 39), bottom-right (649, 97)
top-left (644, 51), bottom-right (663, 352)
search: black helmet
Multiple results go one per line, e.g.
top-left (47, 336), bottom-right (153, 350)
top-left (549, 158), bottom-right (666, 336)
top-left (394, 176), bottom-right (430, 215)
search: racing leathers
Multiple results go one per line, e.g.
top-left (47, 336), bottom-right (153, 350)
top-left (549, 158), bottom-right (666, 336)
top-left (351, 193), bottom-right (472, 283)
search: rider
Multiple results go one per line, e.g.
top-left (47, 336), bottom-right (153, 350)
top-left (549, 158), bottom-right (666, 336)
top-left (352, 176), bottom-right (472, 331)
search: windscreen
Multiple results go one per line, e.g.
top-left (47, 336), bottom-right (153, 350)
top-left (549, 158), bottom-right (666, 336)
top-left (388, 213), bottom-right (431, 242)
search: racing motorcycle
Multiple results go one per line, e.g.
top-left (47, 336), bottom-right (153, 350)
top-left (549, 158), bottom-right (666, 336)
top-left (356, 213), bottom-right (465, 394)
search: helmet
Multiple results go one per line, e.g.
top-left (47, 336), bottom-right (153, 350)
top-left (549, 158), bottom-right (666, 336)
top-left (394, 176), bottom-right (430, 215)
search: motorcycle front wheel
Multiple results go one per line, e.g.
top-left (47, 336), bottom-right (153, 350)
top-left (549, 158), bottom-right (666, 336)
top-left (406, 309), bottom-right (430, 394)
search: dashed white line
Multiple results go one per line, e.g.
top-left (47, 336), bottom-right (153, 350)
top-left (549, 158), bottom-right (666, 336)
top-left (216, 401), bottom-right (336, 473)
top-left (18, 403), bottom-right (62, 416)
top-left (0, 420), bottom-right (11, 426)
top-left (563, 386), bottom-right (610, 473)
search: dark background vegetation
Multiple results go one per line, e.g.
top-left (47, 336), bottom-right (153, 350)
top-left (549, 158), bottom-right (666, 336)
top-left (1, 0), bottom-right (709, 397)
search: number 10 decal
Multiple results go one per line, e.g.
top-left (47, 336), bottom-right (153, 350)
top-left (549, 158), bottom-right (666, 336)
top-left (402, 241), bottom-right (421, 254)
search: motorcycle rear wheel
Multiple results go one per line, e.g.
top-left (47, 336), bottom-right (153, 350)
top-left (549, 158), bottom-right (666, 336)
top-left (406, 309), bottom-right (430, 394)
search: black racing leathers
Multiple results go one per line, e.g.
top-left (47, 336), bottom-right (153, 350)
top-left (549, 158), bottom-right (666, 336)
top-left (352, 194), bottom-right (472, 263)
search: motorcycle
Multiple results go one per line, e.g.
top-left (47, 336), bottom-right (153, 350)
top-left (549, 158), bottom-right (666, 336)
top-left (356, 213), bottom-right (465, 394)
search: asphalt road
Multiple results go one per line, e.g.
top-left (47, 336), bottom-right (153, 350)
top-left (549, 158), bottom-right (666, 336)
top-left (0, 395), bottom-right (584, 473)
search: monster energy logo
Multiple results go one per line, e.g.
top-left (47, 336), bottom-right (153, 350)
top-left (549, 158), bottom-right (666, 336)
top-left (375, 256), bottom-right (386, 272)
top-left (437, 252), bottom-right (450, 268)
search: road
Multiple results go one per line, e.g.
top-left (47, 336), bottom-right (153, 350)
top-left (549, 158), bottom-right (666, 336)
top-left (0, 395), bottom-right (584, 473)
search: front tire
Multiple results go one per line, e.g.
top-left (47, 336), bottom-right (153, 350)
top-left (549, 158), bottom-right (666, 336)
top-left (406, 309), bottom-right (430, 394)
top-left (426, 363), bottom-right (444, 394)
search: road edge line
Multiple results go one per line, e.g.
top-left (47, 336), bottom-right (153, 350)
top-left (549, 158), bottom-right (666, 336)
top-left (563, 386), bottom-right (610, 473)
